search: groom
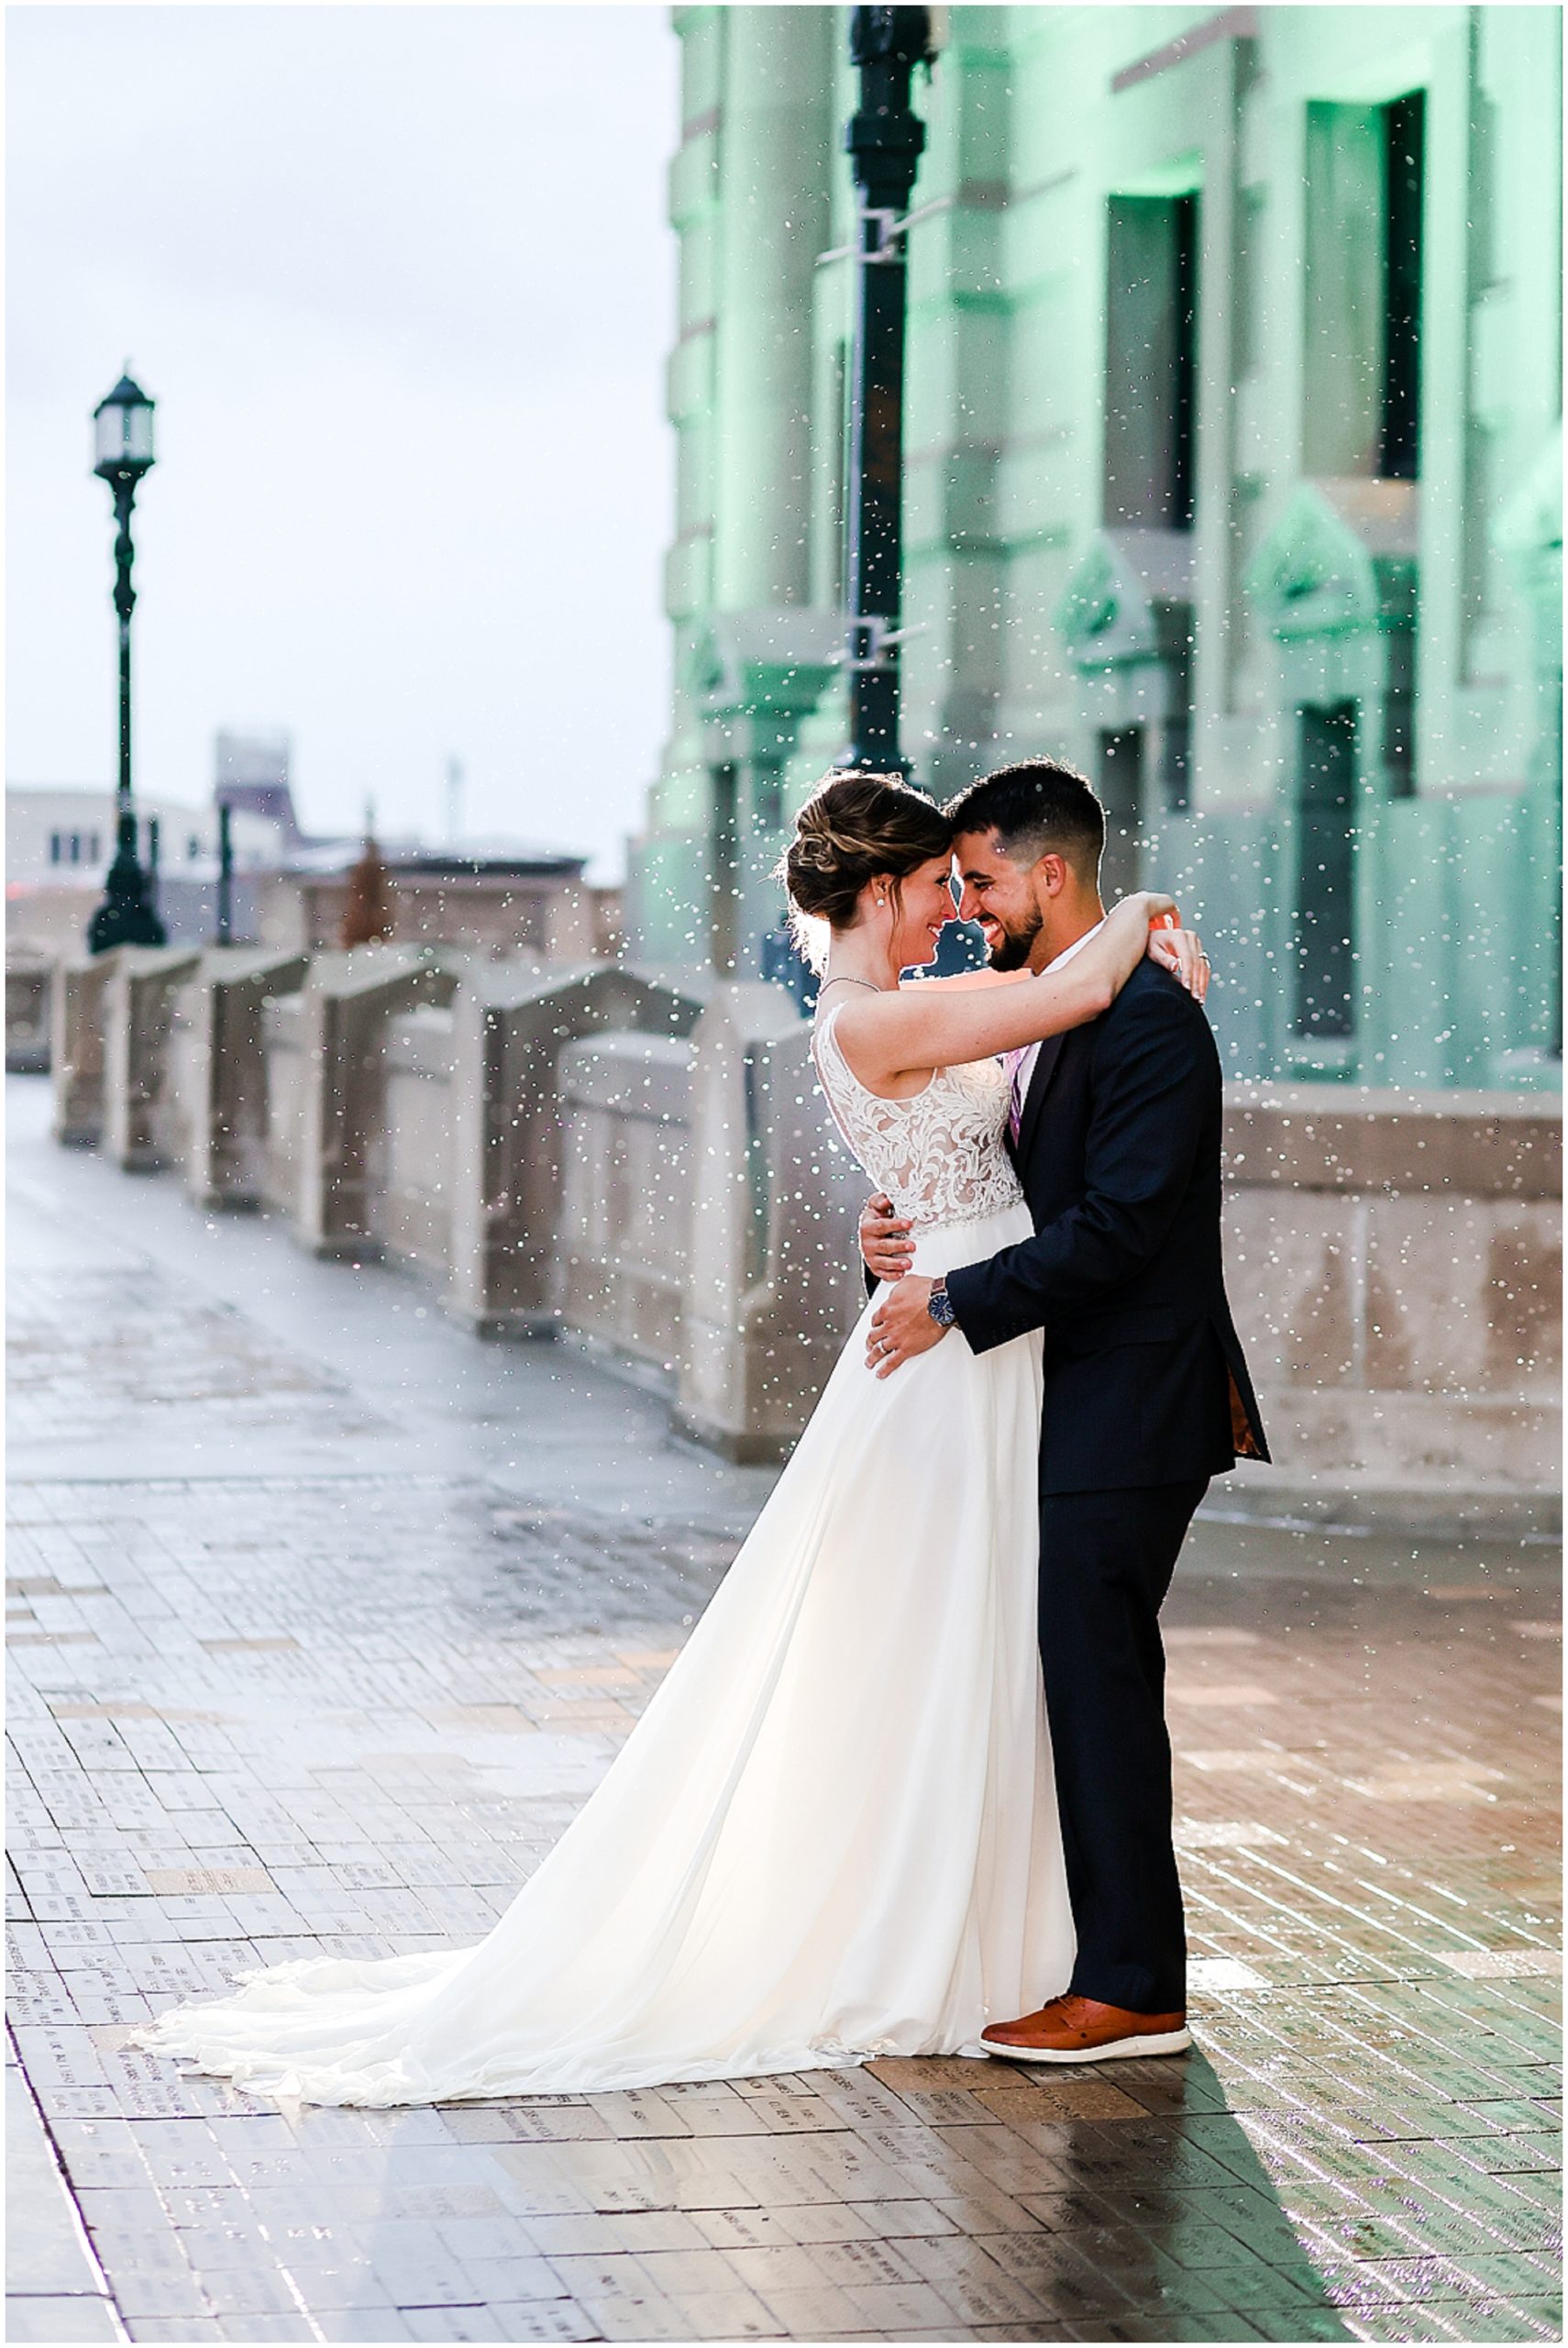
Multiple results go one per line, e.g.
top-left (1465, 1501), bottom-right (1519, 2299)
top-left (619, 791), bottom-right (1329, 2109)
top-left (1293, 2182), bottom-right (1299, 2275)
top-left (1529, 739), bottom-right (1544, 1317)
top-left (862, 759), bottom-right (1268, 2063)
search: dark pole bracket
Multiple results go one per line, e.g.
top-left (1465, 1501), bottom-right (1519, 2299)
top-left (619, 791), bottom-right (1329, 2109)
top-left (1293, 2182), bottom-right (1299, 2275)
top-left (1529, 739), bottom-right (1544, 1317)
top-left (841, 4), bottom-right (934, 777)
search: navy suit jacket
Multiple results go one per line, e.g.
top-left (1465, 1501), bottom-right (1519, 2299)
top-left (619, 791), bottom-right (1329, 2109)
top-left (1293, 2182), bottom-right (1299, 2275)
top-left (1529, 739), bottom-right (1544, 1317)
top-left (943, 959), bottom-right (1269, 1496)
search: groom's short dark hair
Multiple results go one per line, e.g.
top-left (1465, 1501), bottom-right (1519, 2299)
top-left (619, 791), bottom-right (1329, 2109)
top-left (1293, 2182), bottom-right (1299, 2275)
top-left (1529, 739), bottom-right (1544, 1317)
top-left (944, 759), bottom-right (1106, 880)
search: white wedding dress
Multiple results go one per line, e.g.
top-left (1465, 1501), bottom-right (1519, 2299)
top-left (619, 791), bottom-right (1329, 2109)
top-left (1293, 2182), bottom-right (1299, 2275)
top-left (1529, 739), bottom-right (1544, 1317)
top-left (134, 1005), bottom-right (1073, 2103)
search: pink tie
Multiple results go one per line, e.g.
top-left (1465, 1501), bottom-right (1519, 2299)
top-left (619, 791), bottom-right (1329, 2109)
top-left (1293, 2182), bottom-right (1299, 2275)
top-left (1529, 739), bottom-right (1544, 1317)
top-left (1003, 1047), bottom-right (1028, 1146)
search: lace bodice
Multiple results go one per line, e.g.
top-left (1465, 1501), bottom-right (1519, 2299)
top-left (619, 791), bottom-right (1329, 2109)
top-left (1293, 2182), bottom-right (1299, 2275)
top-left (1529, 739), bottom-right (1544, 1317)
top-left (812, 1002), bottom-right (1025, 1231)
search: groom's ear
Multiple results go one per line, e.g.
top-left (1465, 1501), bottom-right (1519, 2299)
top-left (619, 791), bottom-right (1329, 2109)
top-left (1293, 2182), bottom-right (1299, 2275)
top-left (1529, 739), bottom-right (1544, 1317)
top-left (1033, 852), bottom-right (1071, 900)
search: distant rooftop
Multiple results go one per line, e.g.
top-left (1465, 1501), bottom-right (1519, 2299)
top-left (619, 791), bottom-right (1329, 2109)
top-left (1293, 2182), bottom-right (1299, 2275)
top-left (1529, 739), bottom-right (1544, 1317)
top-left (216, 779), bottom-right (306, 844)
top-left (281, 836), bottom-right (589, 879)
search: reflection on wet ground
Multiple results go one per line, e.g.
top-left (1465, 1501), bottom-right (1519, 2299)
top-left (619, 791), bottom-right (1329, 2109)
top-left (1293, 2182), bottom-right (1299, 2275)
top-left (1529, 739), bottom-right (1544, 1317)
top-left (6, 1077), bottom-right (1562, 2342)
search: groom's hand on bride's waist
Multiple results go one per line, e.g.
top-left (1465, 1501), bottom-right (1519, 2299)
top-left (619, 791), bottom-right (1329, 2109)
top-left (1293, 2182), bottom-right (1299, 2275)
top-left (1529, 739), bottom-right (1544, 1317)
top-left (860, 1192), bottom-right (916, 1283)
top-left (867, 1276), bottom-right (944, 1377)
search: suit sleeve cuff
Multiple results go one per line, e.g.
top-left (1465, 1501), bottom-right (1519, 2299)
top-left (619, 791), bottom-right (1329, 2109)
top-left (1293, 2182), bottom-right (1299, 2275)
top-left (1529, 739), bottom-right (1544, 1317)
top-left (943, 1262), bottom-right (999, 1356)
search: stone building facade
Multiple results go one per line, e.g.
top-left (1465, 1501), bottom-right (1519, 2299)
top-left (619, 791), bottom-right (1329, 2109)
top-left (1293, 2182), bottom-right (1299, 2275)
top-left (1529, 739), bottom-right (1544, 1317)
top-left (626, 3), bottom-right (1562, 1093)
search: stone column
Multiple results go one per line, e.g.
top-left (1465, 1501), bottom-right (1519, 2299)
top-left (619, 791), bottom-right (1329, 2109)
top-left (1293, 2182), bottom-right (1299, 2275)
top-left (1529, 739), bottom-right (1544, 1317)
top-left (711, 6), bottom-right (834, 615)
top-left (677, 981), bottom-right (864, 1460)
top-left (446, 965), bottom-right (703, 1336)
top-left (103, 946), bottom-right (202, 1172)
top-left (693, 615), bottom-right (841, 971)
top-left (175, 950), bottom-right (309, 1210)
top-left (291, 949), bottom-right (459, 1258)
top-left (51, 955), bottom-right (116, 1148)
top-left (6, 949), bottom-right (54, 1074)
top-left (555, 1032), bottom-right (695, 1371)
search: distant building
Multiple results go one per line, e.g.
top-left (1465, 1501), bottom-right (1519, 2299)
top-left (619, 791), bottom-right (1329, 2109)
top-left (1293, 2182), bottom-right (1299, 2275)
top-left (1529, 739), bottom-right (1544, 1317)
top-left (7, 729), bottom-right (617, 963)
top-left (257, 844), bottom-right (620, 963)
top-left (206, 732), bottom-right (320, 892)
top-left (210, 731), bottom-right (622, 960)
top-left (627, 5), bottom-right (1562, 1091)
top-left (6, 784), bottom-right (221, 951)
top-left (6, 784), bottom-right (213, 885)
top-left (214, 731), bottom-right (306, 852)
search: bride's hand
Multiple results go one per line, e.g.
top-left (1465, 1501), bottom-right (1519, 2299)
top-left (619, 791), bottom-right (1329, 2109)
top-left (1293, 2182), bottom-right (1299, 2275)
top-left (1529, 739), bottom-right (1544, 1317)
top-left (1109, 889), bottom-right (1176, 930)
top-left (1148, 924), bottom-right (1210, 1002)
top-left (1109, 893), bottom-right (1210, 1003)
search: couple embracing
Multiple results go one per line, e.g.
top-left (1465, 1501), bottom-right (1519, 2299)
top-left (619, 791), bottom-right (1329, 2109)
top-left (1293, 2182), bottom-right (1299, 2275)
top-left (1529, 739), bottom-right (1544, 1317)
top-left (138, 759), bottom-right (1267, 2107)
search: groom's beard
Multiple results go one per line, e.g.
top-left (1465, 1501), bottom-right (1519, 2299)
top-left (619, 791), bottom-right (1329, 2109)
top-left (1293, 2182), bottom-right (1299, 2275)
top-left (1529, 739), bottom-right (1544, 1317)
top-left (985, 904), bottom-right (1043, 972)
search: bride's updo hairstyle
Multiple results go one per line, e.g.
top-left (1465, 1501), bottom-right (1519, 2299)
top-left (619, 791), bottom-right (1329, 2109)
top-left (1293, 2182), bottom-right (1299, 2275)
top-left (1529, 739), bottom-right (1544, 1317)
top-left (778, 770), bottom-right (953, 971)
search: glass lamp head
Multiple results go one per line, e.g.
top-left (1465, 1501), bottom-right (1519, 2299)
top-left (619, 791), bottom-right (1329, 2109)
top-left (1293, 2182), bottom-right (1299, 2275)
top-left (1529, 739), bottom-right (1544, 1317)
top-left (94, 373), bottom-right (156, 480)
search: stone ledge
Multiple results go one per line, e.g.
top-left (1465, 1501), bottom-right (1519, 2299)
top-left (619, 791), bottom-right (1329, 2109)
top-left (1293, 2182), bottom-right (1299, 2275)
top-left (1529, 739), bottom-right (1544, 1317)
top-left (1223, 1083), bottom-right (1562, 1198)
top-left (1200, 1472), bottom-right (1562, 1544)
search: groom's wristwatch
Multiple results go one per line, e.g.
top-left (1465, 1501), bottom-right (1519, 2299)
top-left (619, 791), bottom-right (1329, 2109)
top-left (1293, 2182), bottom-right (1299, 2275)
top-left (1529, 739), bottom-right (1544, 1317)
top-left (927, 1280), bottom-right (956, 1330)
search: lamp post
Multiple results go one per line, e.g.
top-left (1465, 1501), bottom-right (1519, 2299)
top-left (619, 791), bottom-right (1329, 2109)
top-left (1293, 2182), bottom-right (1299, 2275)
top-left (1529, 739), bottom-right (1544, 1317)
top-left (215, 803), bottom-right (235, 947)
top-left (87, 371), bottom-right (166, 952)
top-left (842, 6), bottom-right (934, 774)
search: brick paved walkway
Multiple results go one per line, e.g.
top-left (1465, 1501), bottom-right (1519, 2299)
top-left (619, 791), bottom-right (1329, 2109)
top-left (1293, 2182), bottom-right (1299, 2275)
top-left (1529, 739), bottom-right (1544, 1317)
top-left (6, 1077), bottom-right (1562, 2345)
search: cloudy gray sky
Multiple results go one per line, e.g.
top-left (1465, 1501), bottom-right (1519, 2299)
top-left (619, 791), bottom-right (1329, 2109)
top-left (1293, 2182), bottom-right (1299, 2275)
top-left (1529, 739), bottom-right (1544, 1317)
top-left (7, 4), bottom-right (679, 877)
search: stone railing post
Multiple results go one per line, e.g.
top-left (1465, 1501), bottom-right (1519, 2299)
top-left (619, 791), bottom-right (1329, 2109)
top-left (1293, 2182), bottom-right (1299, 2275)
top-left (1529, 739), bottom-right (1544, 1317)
top-left (289, 947), bottom-right (462, 1257)
top-left (555, 1032), bottom-right (695, 1371)
top-left (446, 964), bottom-right (703, 1336)
top-left (370, 1002), bottom-right (459, 1276)
top-left (1221, 1083), bottom-right (1562, 1534)
top-left (677, 982), bottom-right (863, 1460)
top-left (6, 948), bottom-right (55, 1074)
top-left (50, 953), bottom-right (117, 1148)
top-left (97, 947), bottom-right (203, 1172)
top-left (172, 950), bottom-right (310, 1210)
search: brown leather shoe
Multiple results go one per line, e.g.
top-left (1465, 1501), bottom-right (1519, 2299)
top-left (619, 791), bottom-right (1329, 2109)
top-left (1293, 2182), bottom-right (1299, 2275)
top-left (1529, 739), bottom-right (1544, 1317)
top-left (981, 1992), bottom-right (1190, 2064)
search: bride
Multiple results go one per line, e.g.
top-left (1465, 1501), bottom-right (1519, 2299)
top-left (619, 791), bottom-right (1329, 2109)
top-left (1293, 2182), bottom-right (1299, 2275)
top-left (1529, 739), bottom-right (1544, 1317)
top-left (134, 770), bottom-right (1208, 2105)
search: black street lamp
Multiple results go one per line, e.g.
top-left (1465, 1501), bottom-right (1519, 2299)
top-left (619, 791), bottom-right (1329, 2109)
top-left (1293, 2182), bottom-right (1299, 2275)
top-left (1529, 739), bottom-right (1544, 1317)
top-left (843, 6), bottom-right (934, 774)
top-left (215, 803), bottom-right (235, 947)
top-left (87, 371), bottom-right (166, 952)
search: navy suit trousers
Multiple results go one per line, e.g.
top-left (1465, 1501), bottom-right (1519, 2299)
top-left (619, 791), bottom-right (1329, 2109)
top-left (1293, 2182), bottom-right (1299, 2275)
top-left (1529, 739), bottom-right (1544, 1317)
top-left (1039, 1476), bottom-right (1209, 2015)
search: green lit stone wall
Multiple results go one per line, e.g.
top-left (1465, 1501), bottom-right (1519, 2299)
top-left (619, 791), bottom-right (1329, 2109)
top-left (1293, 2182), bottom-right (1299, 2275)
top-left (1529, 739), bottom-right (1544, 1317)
top-left (629, 4), bottom-right (1562, 1091)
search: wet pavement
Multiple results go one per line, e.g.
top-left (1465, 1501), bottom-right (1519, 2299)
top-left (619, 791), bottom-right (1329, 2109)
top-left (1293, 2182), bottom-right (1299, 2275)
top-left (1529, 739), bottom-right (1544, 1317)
top-left (6, 1073), bottom-right (1562, 2345)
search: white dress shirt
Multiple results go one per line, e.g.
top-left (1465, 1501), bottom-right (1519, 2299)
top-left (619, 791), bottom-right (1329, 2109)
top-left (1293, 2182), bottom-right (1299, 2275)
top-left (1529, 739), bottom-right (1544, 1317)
top-left (1009, 917), bottom-right (1106, 1116)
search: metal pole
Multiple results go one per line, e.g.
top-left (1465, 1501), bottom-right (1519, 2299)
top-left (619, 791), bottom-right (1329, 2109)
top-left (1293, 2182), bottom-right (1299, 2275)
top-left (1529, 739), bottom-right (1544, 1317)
top-left (843, 5), bottom-right (933, 774)
top-left (215, 803), bottom-right (235, 946)
top-left (116, 481), bottom-right (135, 817)
top-left (146, 814), bottom-right (160, 914)
top-left (88, 471), bottom-right (165, 950)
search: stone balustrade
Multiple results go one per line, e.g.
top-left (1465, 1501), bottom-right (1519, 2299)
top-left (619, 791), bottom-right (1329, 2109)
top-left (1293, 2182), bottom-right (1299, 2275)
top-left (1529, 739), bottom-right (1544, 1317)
top-left (42, 944), bottom-right (1562, 1529)
top-left (557, 1032), bottom-right (694, 1374)
top-left (1221, 1086), bottom-right (1562, 1530)
top-left (371, 1002), bottom-right (459, 1279)
top-left (104, 947), bottom-right (204, 1172)
top-left (6, 948), bottom-right (53, 1074)
top-left (166, 950), bottom-right (310, 1210)
top-left (259, 989), bottom-right (308, 1225)
top-left (444, 963), bottom-right (703, 1336)
top-left (676, 984), bottom-right (866, 1461)
top-left (51, 951), bottom-right (116, 1148)
top-left (263, 947), bottom-right (463, 1257)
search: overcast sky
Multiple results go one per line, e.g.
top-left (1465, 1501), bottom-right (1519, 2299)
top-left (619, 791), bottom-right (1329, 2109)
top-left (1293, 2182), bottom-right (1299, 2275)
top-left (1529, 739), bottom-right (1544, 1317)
top-left (6, 4), bottom-right (680, 878)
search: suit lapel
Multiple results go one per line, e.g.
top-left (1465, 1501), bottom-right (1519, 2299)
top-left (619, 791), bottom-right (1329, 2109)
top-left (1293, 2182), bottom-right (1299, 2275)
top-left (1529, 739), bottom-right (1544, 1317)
top-left (1014, 1032), bottom-right (1066, 1166)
